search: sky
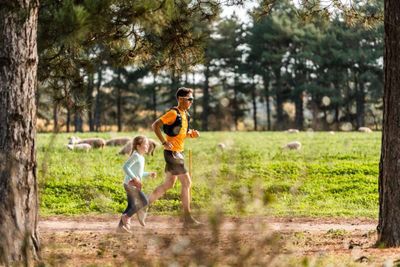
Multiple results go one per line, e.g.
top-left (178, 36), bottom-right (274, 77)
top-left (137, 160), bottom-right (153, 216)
top-left (220, 1), bottom-right (259, 23)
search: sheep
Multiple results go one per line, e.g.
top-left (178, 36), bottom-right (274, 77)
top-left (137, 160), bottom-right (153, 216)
top-left (105, 137), bottom-right (131, 146)
top-left (68, 136), bottom-right (80, 145)
top-left (217, 143), bottom-right (226, 150)
top-left (282, 141), bottom-right (302, 150)
top-left (329, 131), bottom-right (335, 135)
top-left (68, 136), bottom-right (106, 148)
top-left (119, 138), bottom-right (158, 156)
top-left (118, 141), bottom-right (132, 155)
top-left (67, 143), bottom-right (92, 152)
top-left (358, 127), bottom-right (372, 133)
top-left (286, 129), bottom-right (300, 133)
top-left (147, 138), bottom-right (158, 156)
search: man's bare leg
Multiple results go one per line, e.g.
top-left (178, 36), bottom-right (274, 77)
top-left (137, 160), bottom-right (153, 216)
top-left (178, 173), bottom-right (201, 225)
top-left (177, 173), bottom-right (192, 214)
top-left (148, 172), bottom-right (177, 205)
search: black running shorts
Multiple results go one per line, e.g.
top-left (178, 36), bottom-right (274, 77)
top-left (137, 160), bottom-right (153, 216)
top-left (164, 150), bottom-right (187, 175)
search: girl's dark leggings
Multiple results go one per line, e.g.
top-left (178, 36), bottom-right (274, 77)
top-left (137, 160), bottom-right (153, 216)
top-left (123, 183), bottom-right (148, 217)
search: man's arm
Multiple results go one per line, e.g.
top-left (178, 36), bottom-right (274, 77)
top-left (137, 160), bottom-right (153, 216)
top-left (152, 119), bottom-right (173, 150)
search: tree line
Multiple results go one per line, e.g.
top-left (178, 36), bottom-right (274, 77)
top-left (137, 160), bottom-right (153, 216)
top-left (37, 0), bottom-right (383, 132)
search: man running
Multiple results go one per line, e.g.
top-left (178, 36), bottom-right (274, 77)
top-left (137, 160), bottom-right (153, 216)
top-left (147, 87), bottom-right (201, 226)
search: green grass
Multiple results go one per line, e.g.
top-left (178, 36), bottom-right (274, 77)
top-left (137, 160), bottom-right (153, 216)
top-left (37, 131), bottom-right (380, 218)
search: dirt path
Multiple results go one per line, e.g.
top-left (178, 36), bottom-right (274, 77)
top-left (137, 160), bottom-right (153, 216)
top-left (40, 216), bottom-right (400, 266)
top-left (39, 215), bottom-right (377, 233)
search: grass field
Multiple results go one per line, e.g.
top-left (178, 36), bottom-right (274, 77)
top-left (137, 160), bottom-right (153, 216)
top-left (37, 131), bottom-right (380, 218)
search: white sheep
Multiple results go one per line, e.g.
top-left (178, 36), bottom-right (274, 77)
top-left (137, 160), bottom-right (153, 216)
top-left (282, 141), bottom-right (302, 150)
top-left (68, 136), bottom-right (80, 145)
top-left (358, 127), bottom-right (372, 133)
top-left (217, 143), bottom-right (226, 150)
top-left (67, 143), bottom-right (92, 152)
top-left (329, 131), bottom-right (335, 135)
top-left (68, 136), bottom-right (106, 148)
top-left (105, 137), bottom-right (131, 146)
top-left (286, 129), bottom-right (300, 133)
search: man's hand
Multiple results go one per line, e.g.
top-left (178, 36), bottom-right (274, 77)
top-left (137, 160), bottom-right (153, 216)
top-left (163, 141), bottom-right (173, 150)
top-left (190, 130), bottom-right (200, 138)
top-left (129, 178), bottom-right (142, 190)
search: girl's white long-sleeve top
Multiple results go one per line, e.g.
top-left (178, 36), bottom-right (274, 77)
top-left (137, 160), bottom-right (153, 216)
top-left (123, 151), bottom-right (149, 185)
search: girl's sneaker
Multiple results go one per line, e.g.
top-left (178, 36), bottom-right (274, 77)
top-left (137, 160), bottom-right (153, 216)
top-left (117, 219), bottom-right (131, 233)
top-left (121, 214), bottom-right (131, 229)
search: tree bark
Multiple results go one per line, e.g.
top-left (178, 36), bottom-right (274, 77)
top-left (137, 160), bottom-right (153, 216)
top-left (378, 0), bottom-right (400, 247)
top-left (0, 1), bottom-right (40, 264)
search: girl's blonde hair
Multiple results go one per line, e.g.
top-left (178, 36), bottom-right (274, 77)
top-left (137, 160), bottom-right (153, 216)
top-left (130, 135), bottom-right (148, 156)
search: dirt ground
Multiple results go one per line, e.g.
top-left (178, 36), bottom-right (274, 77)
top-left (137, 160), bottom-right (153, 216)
top-left (38, 215), bottom-right (400, 266)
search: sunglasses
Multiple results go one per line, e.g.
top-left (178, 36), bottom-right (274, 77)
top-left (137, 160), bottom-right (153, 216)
top-left (180, 97), bottom-right (194, 102)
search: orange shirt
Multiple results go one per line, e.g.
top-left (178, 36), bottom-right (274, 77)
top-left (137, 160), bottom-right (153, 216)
top-left (160, 108), bottom-right (189, 152)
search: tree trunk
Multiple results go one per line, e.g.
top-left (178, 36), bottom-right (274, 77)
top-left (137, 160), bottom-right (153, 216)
top-left (262, 73), bottom-right (271, 131)
top-left (152, 74), bottom-right (157, 122)
top-left (275, 72), bottom-right (284, 130)
top-left (251, 81), bottom-right (258, 131)
top-left (202, 63), bottom-right (210, 131)
top-left (53, 101), bottom-right (59, 132)
top-left (74, 110), bottom-right (83, 132)
top-left (233, 74), bottom-right (239, 131)
top-left (294, 91), bottom-right (304, 130)
top-left (378, 0), bottom-right (400, 247)
top-left (116, 69), bottom-right (122, 132)
top-left (191, 72), bottom-right (197, 128)
top-left (334, 104), bottom-right (340, 131)
top-left (355, 78), bottom-right (365, 128)
top-left (94, 67), bottom-right (103, 131)
top-left (170, 69), bottom-right (179, 105)
top-left (87, 73), bottom-right (94, 132)
top-left (66, 106), bottom-right (71, 133)
top-left (0, 1), bottom-right (40, 264)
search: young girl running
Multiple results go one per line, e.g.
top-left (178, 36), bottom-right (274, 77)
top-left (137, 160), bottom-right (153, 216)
top-left (118, 135), bottom-right (156, 232)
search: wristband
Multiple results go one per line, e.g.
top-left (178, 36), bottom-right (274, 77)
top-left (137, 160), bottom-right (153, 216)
top-left (162, 141), bottom-right (167, 145)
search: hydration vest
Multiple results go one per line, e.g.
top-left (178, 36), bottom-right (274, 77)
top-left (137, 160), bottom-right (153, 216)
top-left (162, 107), bottom-right (190, 137)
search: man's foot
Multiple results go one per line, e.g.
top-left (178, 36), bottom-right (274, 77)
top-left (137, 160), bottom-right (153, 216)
top-left (137, 207), bottom-right (148, 226)
top-left (183, 214), bottom-right (203, 228)
top-left (126, 217), bottom-right (131, 229)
